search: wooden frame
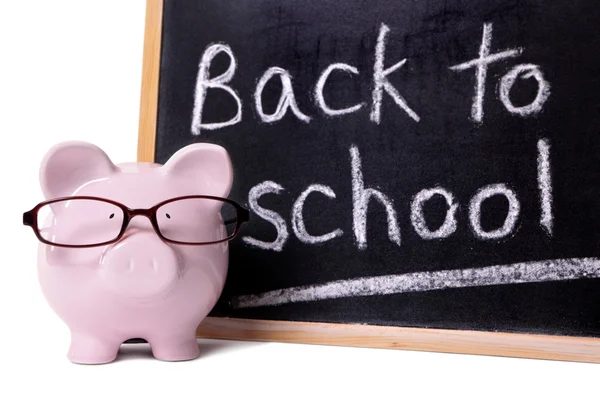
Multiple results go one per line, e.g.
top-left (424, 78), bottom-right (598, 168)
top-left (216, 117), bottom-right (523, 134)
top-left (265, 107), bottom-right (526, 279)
top-left (137, 0), bottom-right (163, 163)
top-left (136, 0), bottom-right (600, 363)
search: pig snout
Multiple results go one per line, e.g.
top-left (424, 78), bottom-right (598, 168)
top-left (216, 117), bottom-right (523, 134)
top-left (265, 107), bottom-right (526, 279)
top-left (100, 232), bottom-right (180, 300)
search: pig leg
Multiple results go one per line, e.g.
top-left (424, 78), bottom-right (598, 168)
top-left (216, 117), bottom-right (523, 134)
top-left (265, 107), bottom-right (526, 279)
top-left (149, 331), bottom-right (200, 362)
top-left (68, 332), bottom-right (120, 364)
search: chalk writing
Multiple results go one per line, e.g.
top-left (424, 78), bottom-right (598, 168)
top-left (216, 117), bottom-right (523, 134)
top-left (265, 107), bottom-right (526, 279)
top-left (232, 258), bottom-right (600, 308)
top-left (449, 23), bottom-right (522, 123)
top-left (242, 181), bottom-right (288, 252)
top-left (314, 63), bottom-right (365, 117)
top-left (537, 138), bottom-right (553, 236)
top-left (292, 184), bottom-right (344, 244)
top-left (242, 139), bottom-right (550, 251)
top-left (191, 43), bottom-right (242, 135)
top-left (350, 144), bottom-right (402, 250)
top-left (255, 67), bottom-right (311, 124)
top-left (499, 64), bottom-right (551, 117)
top-left (468, 184), bottom-right (520, 240)
top-left (190, 22), bottom-right (551, 132)
top-left (370, 23), bottom-right (420, 123)
top-left (410, 187), bottom-right (458, 240)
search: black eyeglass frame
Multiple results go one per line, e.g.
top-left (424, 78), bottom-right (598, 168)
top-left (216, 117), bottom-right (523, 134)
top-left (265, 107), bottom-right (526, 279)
top-left (22, 195), bottom-right (250, 248)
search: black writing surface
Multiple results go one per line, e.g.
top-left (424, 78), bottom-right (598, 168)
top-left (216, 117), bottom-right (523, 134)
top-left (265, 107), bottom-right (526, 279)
top-left (153, 0), bottom-right (600, 337)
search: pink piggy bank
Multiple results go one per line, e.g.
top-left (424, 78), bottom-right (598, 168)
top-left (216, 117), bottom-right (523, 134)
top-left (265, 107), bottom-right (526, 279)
top-left (22, 141), bottom-right (248, 364)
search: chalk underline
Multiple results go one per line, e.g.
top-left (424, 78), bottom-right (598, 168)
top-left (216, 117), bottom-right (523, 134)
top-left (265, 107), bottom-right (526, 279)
top-left (231, 257), bottom-right (600, 309)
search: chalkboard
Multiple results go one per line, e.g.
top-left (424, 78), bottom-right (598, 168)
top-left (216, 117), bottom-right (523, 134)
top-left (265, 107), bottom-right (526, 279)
top-left (137, 0), bottom-right (600, 362)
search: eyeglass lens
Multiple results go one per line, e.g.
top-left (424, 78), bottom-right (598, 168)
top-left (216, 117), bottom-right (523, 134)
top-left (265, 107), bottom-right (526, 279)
top-left (37, 199), bottom-right (125, 246)
top-left (156, 198), bottom-right (237, 243)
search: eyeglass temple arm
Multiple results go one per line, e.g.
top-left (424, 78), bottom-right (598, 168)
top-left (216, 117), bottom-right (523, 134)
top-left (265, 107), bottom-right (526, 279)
top-left (239, 207), bottom-right (250, 222)
top-left (23, 211), bottom-right (34, 227)
top-left (223, 207), bottom-right (250, 226)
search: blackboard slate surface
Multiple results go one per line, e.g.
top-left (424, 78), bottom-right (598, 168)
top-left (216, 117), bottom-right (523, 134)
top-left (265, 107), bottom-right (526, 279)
top-left (151, 0), bottom-right (600, 339)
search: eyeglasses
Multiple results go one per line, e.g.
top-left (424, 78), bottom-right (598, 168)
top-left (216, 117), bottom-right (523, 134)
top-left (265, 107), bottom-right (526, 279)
top-left (22, 195), bottom-right (250, 248)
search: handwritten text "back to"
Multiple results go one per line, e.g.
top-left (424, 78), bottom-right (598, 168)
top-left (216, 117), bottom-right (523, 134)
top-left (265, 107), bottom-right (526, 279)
top-left (190, 22), bottom-right (550, 134)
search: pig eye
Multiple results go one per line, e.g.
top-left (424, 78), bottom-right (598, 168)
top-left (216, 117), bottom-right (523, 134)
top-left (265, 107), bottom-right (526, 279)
top-left (166, 213), bottom-right (171, 219)
top-left (109, 213), bottom-right (115, 219)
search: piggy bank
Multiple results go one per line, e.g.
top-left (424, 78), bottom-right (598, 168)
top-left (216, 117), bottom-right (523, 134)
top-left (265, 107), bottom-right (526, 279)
top-left (22, 141), bottom-right (249, 364)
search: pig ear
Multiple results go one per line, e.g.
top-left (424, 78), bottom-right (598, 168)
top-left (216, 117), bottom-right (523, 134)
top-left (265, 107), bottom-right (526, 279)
top-left (162, 143), bottom-right (233, 197)
top-left (39, 141), bottom-right (118, 199)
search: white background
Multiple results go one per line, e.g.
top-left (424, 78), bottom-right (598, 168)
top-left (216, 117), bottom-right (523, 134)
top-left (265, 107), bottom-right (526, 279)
top-left (0, 1), bottom-right (598, 399)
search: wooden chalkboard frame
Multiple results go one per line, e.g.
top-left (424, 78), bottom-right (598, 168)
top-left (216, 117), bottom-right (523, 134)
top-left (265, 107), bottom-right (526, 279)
top-left (136, 0), bottom-right (600, 363)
